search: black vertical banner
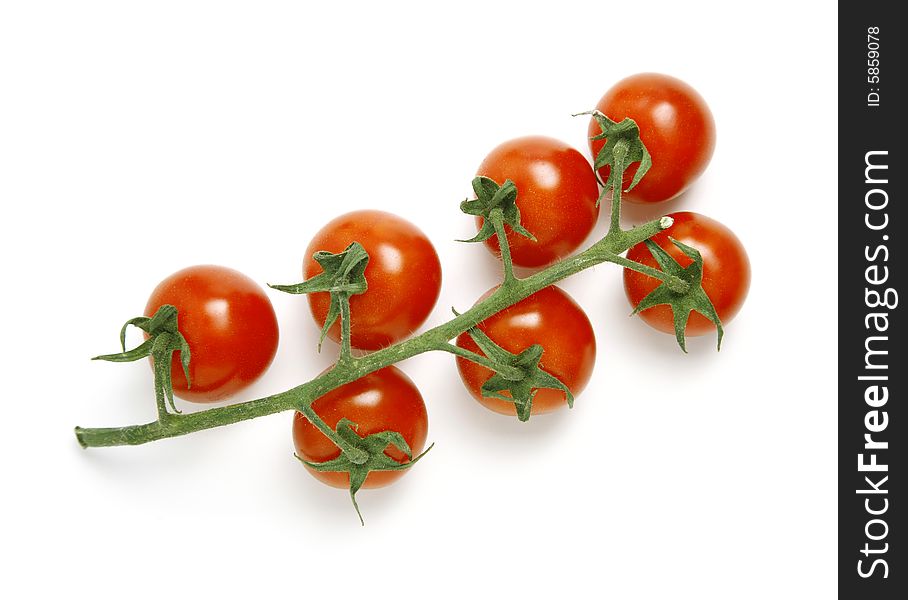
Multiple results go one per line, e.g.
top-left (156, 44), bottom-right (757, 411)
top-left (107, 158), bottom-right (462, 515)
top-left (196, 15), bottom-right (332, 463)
top-left (839, 3), bottom-right (905, 598)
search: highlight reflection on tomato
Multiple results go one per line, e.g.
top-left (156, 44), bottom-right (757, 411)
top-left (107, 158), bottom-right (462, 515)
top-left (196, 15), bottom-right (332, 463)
top-left (455, 286), bottom-right (596, 416)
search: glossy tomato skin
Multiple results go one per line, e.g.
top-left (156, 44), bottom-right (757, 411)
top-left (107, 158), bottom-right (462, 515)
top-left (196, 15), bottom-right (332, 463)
top-left (292, 366), bottom-right (429, 489)
top-left (476, 136), bottom-right (600, 268)
top-left (624, 212), bottom-right (750, 336)
top-left (145, 265), bottom-right (279, 403)
top-left (305, 210), bottom-right (442, 351)
top-left (588, 73), bottom-right (716, 204)
top-left (455, 286), bottom-right (596, 416)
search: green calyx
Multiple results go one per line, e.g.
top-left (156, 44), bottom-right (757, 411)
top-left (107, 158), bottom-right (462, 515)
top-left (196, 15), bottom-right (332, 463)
top-left (92, 304), bottom-right (191, 415)
top-left (463, 323), bottom-right (573, 422)
top-left (583, 111), bottom-right (652, 199)
top-left (299, 417), bottom-right (433, 525)
top-left (633, 238), bottom-right (724, 352)
top-left (270, 242), bottom-right (369, 352)
top-left (459, 176), bottom-right (536, 244)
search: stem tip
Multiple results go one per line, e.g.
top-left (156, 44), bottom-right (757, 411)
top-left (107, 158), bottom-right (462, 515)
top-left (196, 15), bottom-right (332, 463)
top-left (74, 427), bottom-right (88, 449)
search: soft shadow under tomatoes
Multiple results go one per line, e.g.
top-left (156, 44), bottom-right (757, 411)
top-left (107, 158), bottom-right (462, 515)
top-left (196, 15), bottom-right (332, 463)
top-left (145, 265), bottom-right (279, 403)
top-left (455, 286), bottom-right (596, 416)
top-left (292, 366), bottom-right (429, 489)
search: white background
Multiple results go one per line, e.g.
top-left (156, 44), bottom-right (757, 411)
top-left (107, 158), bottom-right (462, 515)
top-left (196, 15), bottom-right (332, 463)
top-left (0, 1), bottom-right (837, 598)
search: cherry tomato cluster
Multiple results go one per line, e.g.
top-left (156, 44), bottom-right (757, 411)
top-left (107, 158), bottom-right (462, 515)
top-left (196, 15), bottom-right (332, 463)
top-left (105, 72), bottom-right (750, 511)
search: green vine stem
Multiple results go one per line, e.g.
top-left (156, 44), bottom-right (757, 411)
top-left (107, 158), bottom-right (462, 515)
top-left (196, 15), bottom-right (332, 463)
top-left (434, 343), bottom-right (523, 381)
top-left (299, 403), bottom-right (368, 464)
top-left (337, 295), bottom-right (354, 366)
top-left (74, 216), bottom-right (681, 449)
top-left (488, 208), bottom-right (516, 285)
top-left (77, 115), bottom-right (695, 454)
top-left (608, 139), bottom-right (628, 233)
top-left (576, 109), bottom-right (653, 236)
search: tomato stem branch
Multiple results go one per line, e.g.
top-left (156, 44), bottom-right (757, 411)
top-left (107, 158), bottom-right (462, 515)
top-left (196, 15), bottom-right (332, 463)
top-left (299, 402), bottom-right (368, 464)
top-left (601, 250), bottom-right (688, 293)
top-left (75, 388), bottom-right (301, 447)
top-left (75, 215), bottom-right (672, 448)
top-left (489, 208), bottom-right (517, 285)
top-left (338, 295), bottom-right (354, 366)
top-left (608, 140), bottom-right (629, 233)
top-left (434, 343), bottom-right (523, 380)
top-left (152, 357), bottom-right (170, 419)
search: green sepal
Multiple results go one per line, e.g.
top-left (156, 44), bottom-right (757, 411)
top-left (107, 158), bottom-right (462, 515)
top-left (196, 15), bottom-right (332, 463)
top-left (94, 338), bottom-right (154, 363)
top-left (92, 304), bottom-right (191, 414)
top-left (459, 177), bottom-right (536, 243)
top-left (270, 242), bottom-right (369, 351)
top-left (298, 417), bottom-right (433, 525)
top-left (582, 111), bottom-right (652, 200)
top-left (464, 325), bottom-right (573, 422)
top-left (632, 238), bottom-right (724, 352)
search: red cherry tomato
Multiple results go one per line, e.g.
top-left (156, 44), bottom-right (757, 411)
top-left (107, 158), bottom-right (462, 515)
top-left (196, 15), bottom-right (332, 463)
top-left (145, 265), bottom-right (279, 403)
top-left (624, 212), bottom-right (750, 336)
top-left (292, 366), bottom-right (429, 489)
top-left (588, 73), bottom-right (716, 204)
top-left (475, 136), bottom-right (600, 268)
top-left (304, 210), bottom-right (442, 351)
top-left (455, 286), bottom-right (596, 416)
